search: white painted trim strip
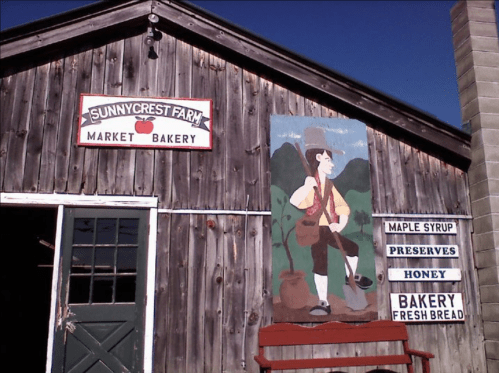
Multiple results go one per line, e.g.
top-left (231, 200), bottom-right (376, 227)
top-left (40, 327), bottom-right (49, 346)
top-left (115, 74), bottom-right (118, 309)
top-left (372, 213), bottom-right (473, 220)
top-left (46, 205), bottom-right (64, 373)
top-left (1, 192), bottom-right (157, 208)
top-left (159, 208), bottom-right (271, 215)
top-left (144, 208), bottom-right (158, 373)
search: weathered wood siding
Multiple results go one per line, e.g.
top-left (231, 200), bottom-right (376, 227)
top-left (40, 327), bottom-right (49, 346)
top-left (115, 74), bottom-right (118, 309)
top-left (0, 26), bottom-right (485, 373)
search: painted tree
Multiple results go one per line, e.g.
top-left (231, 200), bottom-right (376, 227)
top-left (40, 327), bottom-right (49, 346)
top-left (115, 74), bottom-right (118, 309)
top-left (354, 210), bottom-right (370, 234)
top-left (272, 188), bottom-right (296, 273)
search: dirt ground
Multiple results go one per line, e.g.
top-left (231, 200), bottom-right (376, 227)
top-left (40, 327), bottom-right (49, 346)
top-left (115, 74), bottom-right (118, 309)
top-left (273, 290), bottom-right (378, 323)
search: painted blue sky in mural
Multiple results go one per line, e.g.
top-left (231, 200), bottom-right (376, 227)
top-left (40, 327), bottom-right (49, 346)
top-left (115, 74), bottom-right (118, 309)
top-left (271, 115), bottom-right (368, 177)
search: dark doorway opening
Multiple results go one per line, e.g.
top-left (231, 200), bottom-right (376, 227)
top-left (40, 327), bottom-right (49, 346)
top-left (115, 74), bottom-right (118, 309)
top-left (1, 206), bottom-right (57, 371)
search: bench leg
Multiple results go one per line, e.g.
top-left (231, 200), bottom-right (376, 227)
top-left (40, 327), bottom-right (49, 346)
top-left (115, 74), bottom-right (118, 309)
top-left (406, 361), bottom-right (414, 373)
top-left (422, 358), bottom-right (430, 373)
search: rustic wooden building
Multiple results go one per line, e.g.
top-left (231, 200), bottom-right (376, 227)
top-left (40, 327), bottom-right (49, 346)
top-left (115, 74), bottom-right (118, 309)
top-left (0, 0), bottom-right (494, 372)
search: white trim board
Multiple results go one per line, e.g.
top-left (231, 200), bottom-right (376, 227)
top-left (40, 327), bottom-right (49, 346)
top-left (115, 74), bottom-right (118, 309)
top-left (1, 192), bottom-right (157, 208)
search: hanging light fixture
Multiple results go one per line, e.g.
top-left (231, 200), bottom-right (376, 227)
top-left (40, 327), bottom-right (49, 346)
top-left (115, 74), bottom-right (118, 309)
top-left (144, 13), bottom-right (159, 46)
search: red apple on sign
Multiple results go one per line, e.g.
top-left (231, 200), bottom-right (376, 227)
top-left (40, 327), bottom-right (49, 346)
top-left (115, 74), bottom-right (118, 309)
top-left (135, 116), bottom-right (155, 134)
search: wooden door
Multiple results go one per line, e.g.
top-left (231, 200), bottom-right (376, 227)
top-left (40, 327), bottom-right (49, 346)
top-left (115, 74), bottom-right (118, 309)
top-left (52, 208), bottom-right (148, 373)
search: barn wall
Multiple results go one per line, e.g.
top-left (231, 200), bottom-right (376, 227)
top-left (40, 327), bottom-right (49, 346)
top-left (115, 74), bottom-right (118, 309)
top-left (0, 26), bottom-right (486, 373)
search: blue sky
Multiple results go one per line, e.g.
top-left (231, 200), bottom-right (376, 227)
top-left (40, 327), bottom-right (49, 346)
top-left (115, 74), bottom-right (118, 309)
top-left (2, 1), bottom-right (497, 129)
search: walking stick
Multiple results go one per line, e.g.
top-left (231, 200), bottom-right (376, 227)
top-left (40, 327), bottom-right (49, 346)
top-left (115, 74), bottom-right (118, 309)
top-left (295, 143), bottom-right (358, 294)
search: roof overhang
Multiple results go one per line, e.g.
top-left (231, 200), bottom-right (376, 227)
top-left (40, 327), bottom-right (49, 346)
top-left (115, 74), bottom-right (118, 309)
top-left (0, 0), bottom-right (471, 169)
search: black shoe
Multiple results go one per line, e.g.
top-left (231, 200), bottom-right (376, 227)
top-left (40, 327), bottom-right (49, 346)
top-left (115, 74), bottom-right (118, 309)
top-left (309, 301), bottom-right (331, 316)
top-left (345, 274), bottom-right (373, 290)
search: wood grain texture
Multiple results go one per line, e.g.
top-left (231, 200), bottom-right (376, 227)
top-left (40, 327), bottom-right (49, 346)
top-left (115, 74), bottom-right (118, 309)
top-left (38, 58), bottom-right (64, 192)
top-left (67, 47), bottom-right (93, 193)
top-left (22, 63), bottom-right (50, 192)
top-left (153, 213), bottom-right (171, 373)
top-left (82, 45), bottom-right (106, 195)
top-left (115, 35), bottom-right (139, 195)
top-left (171, 39), bottom-right (191, 208)
top-left (153, 32), bottom-right (176, 209)
top-left (3, 66), bottom-right (36, 191)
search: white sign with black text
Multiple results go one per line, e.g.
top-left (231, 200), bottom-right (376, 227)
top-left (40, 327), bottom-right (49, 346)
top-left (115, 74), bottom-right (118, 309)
top-left (78, 94), bottom-right (213, 149)
top-left (387, 245), bottom-right (459, 258)
top-left (391, 293), bottom-right (465, 322)
top-left (385, 221), bottom-right (457, 234)
top-left (388, 268), bottom-right (461, 282)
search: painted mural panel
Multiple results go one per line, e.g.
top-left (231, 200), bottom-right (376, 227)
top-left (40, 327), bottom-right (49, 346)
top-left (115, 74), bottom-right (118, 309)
top-left (271, 115), bottom-right (377, 322)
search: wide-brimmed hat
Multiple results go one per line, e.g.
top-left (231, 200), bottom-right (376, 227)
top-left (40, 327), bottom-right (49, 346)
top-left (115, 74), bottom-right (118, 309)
top-left (304, 127), bottom-right (344, 155)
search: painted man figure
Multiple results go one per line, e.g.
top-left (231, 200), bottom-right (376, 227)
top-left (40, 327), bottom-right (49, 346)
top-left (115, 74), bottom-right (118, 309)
top-left (290, 127), bottom-right (372, 315)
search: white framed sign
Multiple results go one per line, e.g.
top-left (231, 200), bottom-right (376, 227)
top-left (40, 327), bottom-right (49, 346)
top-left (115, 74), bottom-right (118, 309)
top-left (391, 293), bottom-right (465, 322)
top-left (78, 94), bottom-right (212, 149)
top-left (387, 245), bottom-right (459, 258)
top-left (385, 221), bottom-right (457, 234)
top-left (388, 268), bottom-right (461, 282)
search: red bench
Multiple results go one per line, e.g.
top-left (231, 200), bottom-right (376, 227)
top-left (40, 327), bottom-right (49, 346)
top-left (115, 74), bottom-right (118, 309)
top-left (254, 320), bottom-right (434, 373)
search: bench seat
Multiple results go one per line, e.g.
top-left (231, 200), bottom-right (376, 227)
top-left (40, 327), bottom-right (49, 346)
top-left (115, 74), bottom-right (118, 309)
top-left (254, 320), bottom-right (434, 373)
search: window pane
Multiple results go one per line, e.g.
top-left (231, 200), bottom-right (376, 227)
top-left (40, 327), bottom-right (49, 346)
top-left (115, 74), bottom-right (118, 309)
top-left (118, 219), bottom-right (139, 244)
top-left (92, 276), bottom-right (114, 303)
top-left (94, 247), bottom-right (115, 273)
top-left (117, 247), bottom-right (137, 273)
top-left (96, 219), bottom-right (116, 244)
top-left (71, 247), bottom-right (92, 274)
top-left (73, 218), bottom-right (94, 244)
top-left (69, 276), bottom-right (91, 304)
top-left (115, 276), bottom-right (136, 303)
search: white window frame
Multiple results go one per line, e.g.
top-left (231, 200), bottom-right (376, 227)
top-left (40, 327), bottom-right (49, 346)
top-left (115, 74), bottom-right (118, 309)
top-left (1, 193), bottom-right (158, 373)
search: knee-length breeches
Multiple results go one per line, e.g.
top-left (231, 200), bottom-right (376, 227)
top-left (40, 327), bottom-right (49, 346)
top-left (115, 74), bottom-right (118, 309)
top-left (311, 226), bottom-right (359, 276)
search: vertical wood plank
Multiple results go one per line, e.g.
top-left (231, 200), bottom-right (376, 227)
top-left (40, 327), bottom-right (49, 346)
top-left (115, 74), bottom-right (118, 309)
top-left (261, 214), bottom-right (273, 319)
top-left (171, 39), bottom-right (191, 208)
top-left (367, 127), bottom-right (381, 214)
top-left (378, 133), bottom-right (393, 213)
top-left (95, 40), bottom-right (123, 194)
top-left (244, 215), bottom-right (265, 373)
top-left (225, 62), bottom-right (245, 210)
top-left (115, 35), bottom-right (139, 195)
top-left (186, 214), bottom-right (207, 373)
top-left (429, 156), bottom-right (446, 214)
top-left (3, 66), bottom-right (36, 191)
top-left (273, 84), bottom-right (288, 116)
top-left (223, 215), bottom-right (246, 373)
top-left (401, 142), bottom-right (418, 213)
top-left (204, 214), bottom-right (224, 373)
top-left (134, 37), bottom-right (158, 196)
top-left (165, 213), bottom-right (190, 373)
top-left (387, 136), bottom-right (406, 213)
top-left (243, 70), bottom-right (262, 211)
top-left (22, 63), bottom-right (50, 192)
top-left (190, 47), bottom-right (212, 209)
top-left (54, 52), bottom-right (80, 192)
top-left (153, 213), bottom-right (171, 373)
top-left (372, 130), bottom-right (387, 214)
top-left (321, 105), bottom-right (339, 118)
top-left (153, 32), bottom-right (176, 209)
top-left (419, 151), bottom-right (436, 213)
top-left (82, 45), bottom-right (106, 195)
top-left (259, 77), bottom-right (273, 211)
top-left (304, 97), bottom-right (320, 117)
top-left (38, 58), bottom-right (64, 192)
top-left (67, 48), bottom-right (93, 193)
top-left (455, 168), bottom-right (472, 215)
top-left (205, 54), bottom-right (227, 210)
top-left (0, 70), bottom-right (17, 189)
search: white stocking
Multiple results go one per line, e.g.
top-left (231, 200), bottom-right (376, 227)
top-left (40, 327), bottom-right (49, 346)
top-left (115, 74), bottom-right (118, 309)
top-left (314, 274), bottom-right (329, 305)
top-left (345, 256), bottom-right (358, 277)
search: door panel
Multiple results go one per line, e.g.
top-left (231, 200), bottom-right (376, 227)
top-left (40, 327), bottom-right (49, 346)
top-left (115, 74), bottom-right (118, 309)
top-left (53, 208), bottom-right (148, 373)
